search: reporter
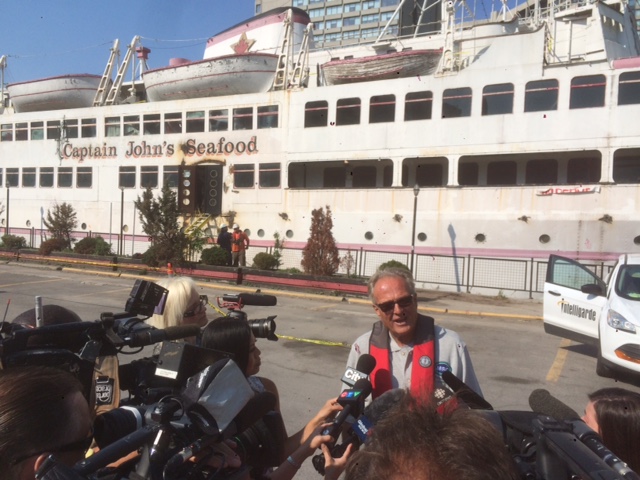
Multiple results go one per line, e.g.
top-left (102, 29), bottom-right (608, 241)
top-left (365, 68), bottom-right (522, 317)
top-left (0, 366), bottom-right (93, 480)
top-left (150, 276), bottom-right (208, 331)
top-left (583, 387), bottom-right (640, 472)
top-left (201, 317), bottom-right (342, 456)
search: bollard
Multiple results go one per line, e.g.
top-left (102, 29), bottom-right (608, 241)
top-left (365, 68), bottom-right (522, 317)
top-left (236, 267), bottom-right (243, 285)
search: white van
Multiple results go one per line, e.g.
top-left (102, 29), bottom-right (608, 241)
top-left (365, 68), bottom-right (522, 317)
top-left (543, 254), bottom-right (640, 377)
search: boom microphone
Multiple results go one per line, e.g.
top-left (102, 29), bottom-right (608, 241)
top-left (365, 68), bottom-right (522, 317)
top-left (528, 389), bottom-right (580, 421)
top-left (441, 370), bottom-right (493, 410)
top-left (341, 353), bottom-right (376, 387)
top-left (222, 293), bottom-right (277, 307)
top-left (123, 324), bottom-right (201, 347)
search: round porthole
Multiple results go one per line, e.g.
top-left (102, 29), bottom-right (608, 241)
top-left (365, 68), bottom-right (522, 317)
top-left (26, 220), bottom-right (31, 227)
top-left (539, 234), bottom-right (551, 244)
top-left (417, 232), bottom-right (427, 242)
top-left (365, 231), bottom-right (374, 240)
top-left (257, 229), bottom-right (265, 238)
top-left (81, 223), bottom-right (87, 230)
top-left (475, 233), bottom-right (486, 243)
top-left (123, 225), bottom-right (129, 233)
top-left (634, 235), bottom-right (640, 246)
top-left (286, 230), bottom-right (294, 238)
top-left (244, 229), bottom-right (251, 237)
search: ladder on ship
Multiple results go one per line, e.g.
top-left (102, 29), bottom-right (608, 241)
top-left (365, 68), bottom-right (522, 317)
top-left (272, 10), bottom-right (311, 90)
top-left (93, 39), bottom-right (119, 106)
top-left (93, 36), bottom-right (140, 106)
top-left (183, 214), bottom-right (212, 240)
top-left (105, 36), bottom-right (140, 105)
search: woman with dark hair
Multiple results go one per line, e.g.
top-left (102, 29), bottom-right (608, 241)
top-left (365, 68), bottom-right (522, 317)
top-left (583, 387), bottom-right (640, 472)
top-left (201, 316), bottom-right (341, 456)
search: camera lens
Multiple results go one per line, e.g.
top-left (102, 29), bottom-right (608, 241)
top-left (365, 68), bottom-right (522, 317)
top-left (248, 318), bottom-right (277, 340)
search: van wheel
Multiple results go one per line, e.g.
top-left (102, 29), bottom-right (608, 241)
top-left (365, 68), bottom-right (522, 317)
top-left (596, 345), bottom-right (614, 378)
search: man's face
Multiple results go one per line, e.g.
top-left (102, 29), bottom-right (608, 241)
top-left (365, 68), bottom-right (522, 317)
top-left (372, 276), bottom-right (418, 346)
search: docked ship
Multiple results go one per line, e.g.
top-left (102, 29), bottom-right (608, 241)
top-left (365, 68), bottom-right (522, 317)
top-left (1, 0), bottom-right (639, 275)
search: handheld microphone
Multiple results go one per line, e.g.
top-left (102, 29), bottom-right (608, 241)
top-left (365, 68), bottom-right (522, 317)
top-left (529, 389), bottom-right (640, 480)
top-left (351, 388), bottom-right (406, 442)
top-left (441, 370), bottom-right (493, 410)
top-left (341, 353), bottom-right (376, 387)
top-left (123, 324), bottom-right (201, 347)
top-left (321, 378), bottom-right (372, 440)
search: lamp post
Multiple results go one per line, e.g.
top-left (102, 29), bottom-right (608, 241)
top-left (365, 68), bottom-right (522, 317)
top-left (5, 185), bottom-right (9, 236)
top-left (410, 184), bottom-right (420, 274)
top-left (119, 187), bottom-right (124, 256)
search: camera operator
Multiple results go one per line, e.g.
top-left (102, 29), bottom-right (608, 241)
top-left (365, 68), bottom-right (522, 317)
top-left (0, 366), bottom-right (93, 480)
top-left (201, 317), bottom-right (343, 457)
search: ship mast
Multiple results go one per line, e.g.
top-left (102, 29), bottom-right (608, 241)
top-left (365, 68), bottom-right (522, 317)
top-left (0, 55), bottom-right (6, 109)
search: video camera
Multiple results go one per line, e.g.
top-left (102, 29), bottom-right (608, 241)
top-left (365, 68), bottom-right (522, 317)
top-left (216, 293), bottom-right (278, 341)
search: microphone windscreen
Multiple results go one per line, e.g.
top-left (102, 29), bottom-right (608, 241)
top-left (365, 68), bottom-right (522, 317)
top-left (163, 324), bottom-right (202, 340)
top-left (528, 389), bottom-right (581, 421)
top-left (353, 378), bottom-right (373, 397)
top-left (355, 354), bottom-right (376, 375)
top-left (238, 293), bottom-right (277, 307)
top-left (363, 388), bottom-right (406, 423)
top-left (441, 370), bottom-right (493, 410)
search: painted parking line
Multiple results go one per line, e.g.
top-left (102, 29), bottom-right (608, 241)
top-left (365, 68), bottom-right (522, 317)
top-left (0, 278), bottom-right (61, 289)
top-left (546, 338), bottom-right (572, 382)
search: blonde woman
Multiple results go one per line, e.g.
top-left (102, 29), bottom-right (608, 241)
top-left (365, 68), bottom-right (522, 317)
top-left (149, 276), bottom-right (209, 332)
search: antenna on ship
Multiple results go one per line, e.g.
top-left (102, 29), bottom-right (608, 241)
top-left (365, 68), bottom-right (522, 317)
top-left (0, 55), bottom-right (6, 110)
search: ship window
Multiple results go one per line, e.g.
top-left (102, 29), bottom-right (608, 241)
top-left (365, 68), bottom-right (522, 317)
top-left (164, 112), bottom-right (182, 134)
top-left (405, 91), bottom-right (432, 121)
top-left (119, 166), bottom-right (136, 188)
top-left (305, 101), bottom-right (328, 128)
top-left (141, 166), bottom-right (158, 188)
top-left (352, 166), bottom-right (377, 187)
top-left (233, 107), bottom-right (253, 130)
top-left (482, 83), bottom-right (514, 115)
top-left (1, 124), bottom-right (12, 142)
top-left (65, 119), bottom-right (78, 139)
top-left (46, 121), bottom-right (60, 140)
top-left (613, 151), bottom-right (640, 183)
top-left (567, 157), bottom-right (601, 183)
top-left (105, 117), bottom-right (121, 137)
top-left (458, 162), bottom-right (479, 185)
top-left (15, 123), bottom-right (28, 141)
top-left (570, 75), bottom-right (606, 109)
top-left (370, 94), bottom-right (395, 123)
top-left (234, 164), bottom-right (255, 188)
top-left (487, 161), bottom-right (516, 185)
top-left (209, 109), bottom-right (229, 132)
top-left (22, 168), bottom-right (36, 187)
top-left (336, 98), bottom-right (361, 126)
top-left (618, 71), bottom-right (640, 105)
top-left (123, 115), bottom-right (140, 136)
top-left (163, 165), bottom-right (179, 188)
top-left (40, 167), bottom-right (54, 188)
top-left (525, 159), bottom-right (557, 184)
top-left (402, 158), bottom-right (447, 187)
top-left (81, 118), bottom-right (97, 138)
top-left (324, 166), bottom-right (346, 188)
top-left (0, 169), bottom-right (3, 187)
top-left (31, 122), bottom-right (44, 141)
top-left (77, 167), bottom-right (93, 188)
top-left (6, 168), bottom-right (18, 187)
top-left (143, 114), bottom-right (161, 135)
top-left (186, 111), bottom-right (205, 133)
top-left (259, 163), bottom-right (281, 188)
top-left (257, 105), bottom-right (279, 129)
top-left (58, 167), bottom-right (73, 188)
top-left (442, 87), bottom-right (472, 118)
top-left (383, 165), bottom-right (393, 186)
top-left (525, 79), bottom-right (558, 112)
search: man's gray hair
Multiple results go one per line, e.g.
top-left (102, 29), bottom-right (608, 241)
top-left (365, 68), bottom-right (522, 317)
top-left (368, 267), bottom-right (416, 302)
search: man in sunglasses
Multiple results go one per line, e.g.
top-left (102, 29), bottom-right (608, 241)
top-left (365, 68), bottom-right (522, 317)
top-left (343, 267), bottom-right (482, 401)
top-left (0, 366), bottom-right (93, 480)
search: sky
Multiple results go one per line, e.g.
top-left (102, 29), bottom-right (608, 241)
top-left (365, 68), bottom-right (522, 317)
top-left (0, 0), bottom-right (257, 84)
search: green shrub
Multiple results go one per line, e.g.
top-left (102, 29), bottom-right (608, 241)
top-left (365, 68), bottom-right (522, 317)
top-left (1, 234), bottom-right (26, 250)
top-left (141, 243), bottom-right (183, 268)
top-left (252, 252), bottom-right (279, 270)
top-left (74, 236), bottom-right (112, 256)
top-left (200, 246), bottom-right (229, 266)
top-left (282, 267), bottom-right (302, 274)
top-left (378, 260), bottom-right (410, 272)
top-left (39, 238), bottom-right (69, 256)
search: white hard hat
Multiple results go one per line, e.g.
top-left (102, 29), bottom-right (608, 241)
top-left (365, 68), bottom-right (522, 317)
top-left (233, 223), bottom-right (239, 229)
top-left (220, 224), bottom-right (227, 229)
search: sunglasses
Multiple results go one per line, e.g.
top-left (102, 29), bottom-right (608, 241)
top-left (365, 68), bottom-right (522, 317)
top-left (184, 295), bottom-right (208, 318)
top-left (11, 427), bottom-right (93, 466)
top-left (375, 295), bottom-right (415, 314)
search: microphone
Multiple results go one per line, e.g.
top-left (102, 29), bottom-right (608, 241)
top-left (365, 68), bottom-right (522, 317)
top-left (222, 293), bottom-right (277, 307)
top-left (529, 389), bottom-right (640, 480)
top-left (351, 388), bottom-right (406, 442)
top-left (321, 378), bottom-right (372, 440)
top-left (123, 324), bottom-right (201, 347)
top-left (528, 389), bottom-right (580, 421)
top-left (441, 370), bottom-right (493, 410)
top-left (341, 353), bottom-right (376, 387)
